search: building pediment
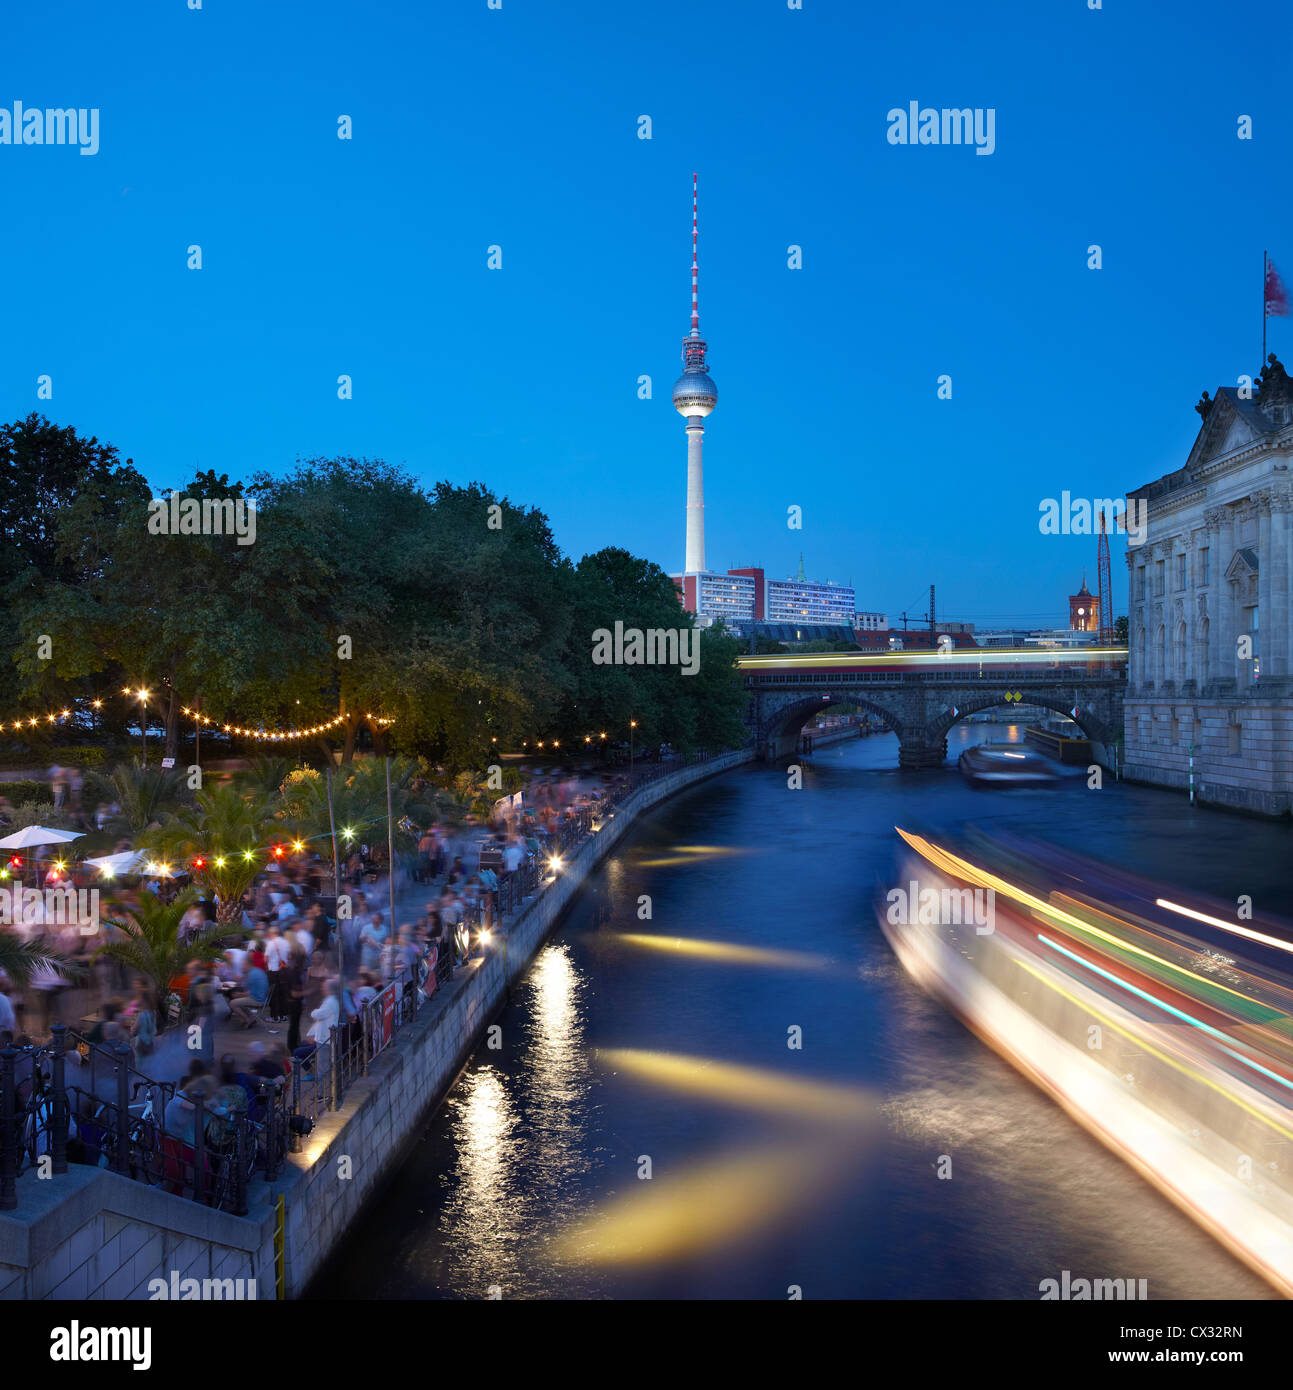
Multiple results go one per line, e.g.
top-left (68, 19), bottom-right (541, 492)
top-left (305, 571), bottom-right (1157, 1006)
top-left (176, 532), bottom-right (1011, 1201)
top-left (1218, 413), bottom-right (1258, 455)
top-left (1186, 391), bottom-right (1266, 474)
top-left (1224, 547), bottom-right (1258, 580)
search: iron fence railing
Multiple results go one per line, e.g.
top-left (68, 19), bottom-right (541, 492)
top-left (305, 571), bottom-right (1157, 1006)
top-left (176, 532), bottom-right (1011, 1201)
top-left (0, 1026), bottom-right (292, 1214)
top-left (1, 747), bottom-right (729, 1209)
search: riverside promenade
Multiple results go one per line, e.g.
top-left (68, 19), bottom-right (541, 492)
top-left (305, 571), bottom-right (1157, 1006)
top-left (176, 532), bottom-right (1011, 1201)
top-left (0, 747), bottom-right (753, 1300)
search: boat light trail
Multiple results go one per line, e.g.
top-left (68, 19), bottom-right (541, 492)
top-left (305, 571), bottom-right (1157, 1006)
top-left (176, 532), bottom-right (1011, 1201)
top-left (1038, 933), bottom-right (1293, 1097)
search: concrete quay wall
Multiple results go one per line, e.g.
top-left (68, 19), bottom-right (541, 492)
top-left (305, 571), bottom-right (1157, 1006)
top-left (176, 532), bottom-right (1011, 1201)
top-left (0, 749), bottom-right (754, 1300)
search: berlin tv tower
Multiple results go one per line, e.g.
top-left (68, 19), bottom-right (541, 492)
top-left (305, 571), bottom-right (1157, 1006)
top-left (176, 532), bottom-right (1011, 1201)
top-left (673, 173), bottom-right (717, 575)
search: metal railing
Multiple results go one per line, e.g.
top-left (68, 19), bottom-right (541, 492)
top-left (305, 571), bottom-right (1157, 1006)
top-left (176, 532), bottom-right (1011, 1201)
top-left (1, 1027), bottom-right (291, 1214)
top-left (1, 747), bottom-right (730, 1205)
top-left (289, 747), bottom-right (723, 1119)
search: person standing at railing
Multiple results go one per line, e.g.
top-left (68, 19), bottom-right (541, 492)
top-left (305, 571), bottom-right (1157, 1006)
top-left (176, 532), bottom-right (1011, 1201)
top-left (394, 927), bottom-right (420, 982)
top-left (294, 984), bottom-right (339, 1069)
top-left (478, 865), bottom-right (498, 926)
top-left (359, 911), bottom-right (387, 974)
top-left (162, 1059), bottom-right (212, 1193)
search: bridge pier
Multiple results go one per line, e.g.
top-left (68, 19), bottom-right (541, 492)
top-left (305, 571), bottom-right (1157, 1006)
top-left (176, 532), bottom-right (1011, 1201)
top-left (897, 735), bottom-right (947, 770)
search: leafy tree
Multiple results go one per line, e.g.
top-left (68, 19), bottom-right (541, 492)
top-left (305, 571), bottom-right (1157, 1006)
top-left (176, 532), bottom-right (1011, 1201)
top-left (1, 414), bottom-right (149, 711)
top-left (1113, 615), bottom-right (1129, 645)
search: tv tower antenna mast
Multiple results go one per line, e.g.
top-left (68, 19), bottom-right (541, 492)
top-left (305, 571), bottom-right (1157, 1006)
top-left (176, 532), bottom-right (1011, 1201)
top-left (1097, 509), bottom-right (1113, 646)
top-left (673, 173), bottom-right (717, 576)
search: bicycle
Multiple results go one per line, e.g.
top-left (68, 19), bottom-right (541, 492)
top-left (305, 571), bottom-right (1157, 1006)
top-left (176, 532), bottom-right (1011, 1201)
top-left (123, 1081), bottom-right (165, 1187)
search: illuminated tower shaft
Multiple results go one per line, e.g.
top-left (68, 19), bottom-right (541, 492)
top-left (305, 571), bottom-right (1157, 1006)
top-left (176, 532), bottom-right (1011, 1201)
top-left (672, 174), bottom-right (717, 575)
top-left (685, 421), bottom-right (705, 572)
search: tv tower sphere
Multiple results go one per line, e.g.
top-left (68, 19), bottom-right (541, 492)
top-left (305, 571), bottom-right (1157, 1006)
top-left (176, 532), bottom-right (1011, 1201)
top-left (672, 341), bottom-right (718, 417)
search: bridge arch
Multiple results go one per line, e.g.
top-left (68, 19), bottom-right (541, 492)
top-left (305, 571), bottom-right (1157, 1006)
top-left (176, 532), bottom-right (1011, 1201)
top-left (927, 691), bottom-right (1114, 746)
top-left (756, 690), bottom-right (905, 759)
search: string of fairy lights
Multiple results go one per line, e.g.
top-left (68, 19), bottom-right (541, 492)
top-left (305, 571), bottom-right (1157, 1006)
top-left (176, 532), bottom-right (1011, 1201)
top-left (0, 688), bottom-right (392, 742)
top-left (3, 691), bottom-right (634, 750)
top-left (1, 811), bottom-right (404, 881)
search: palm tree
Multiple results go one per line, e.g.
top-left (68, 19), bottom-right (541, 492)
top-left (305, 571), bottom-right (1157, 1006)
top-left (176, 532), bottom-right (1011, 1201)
top-left (142, 783), bottom-right (281, 925)
top-left (95, 887), bottom-right (227, 1028)
top-left (86, 761), bottom-right (187, 839)
top-left (282, 756), bottom-right (420, 857)
top-left (0, 932), bottom-right (84, 989)
top-left (234, 756), bottom-right (295, 803)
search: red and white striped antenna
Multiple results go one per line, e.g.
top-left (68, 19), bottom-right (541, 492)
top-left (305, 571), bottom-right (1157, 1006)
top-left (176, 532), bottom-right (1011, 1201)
top-left (691, 172), bottom-right (699, 335)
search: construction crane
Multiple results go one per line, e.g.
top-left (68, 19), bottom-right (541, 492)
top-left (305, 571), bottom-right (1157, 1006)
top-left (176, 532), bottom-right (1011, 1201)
top-left (1097, 509), bottom-right (1113, 646)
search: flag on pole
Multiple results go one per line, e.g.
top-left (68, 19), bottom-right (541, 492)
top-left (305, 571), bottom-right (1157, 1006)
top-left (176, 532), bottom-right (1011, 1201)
top-left (1266, 256), bottom-right (1290, 318)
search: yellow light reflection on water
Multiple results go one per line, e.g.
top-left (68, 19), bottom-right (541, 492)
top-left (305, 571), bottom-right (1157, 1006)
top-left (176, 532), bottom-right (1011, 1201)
top-left (615, 933), bottom-right (830, 972)
top-left (458, 1068), bottom-right (514, 1208)
top-left (598, 1048), bottom-right (873, 1126)
top-left (637, 845), bottom-right (757, 867)
top-left (554, 1141), bottom-right (847, 1266)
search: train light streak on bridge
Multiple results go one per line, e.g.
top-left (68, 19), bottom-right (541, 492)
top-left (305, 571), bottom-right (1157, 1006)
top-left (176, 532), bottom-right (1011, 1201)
top-left (1156, 898), bottom-right (1293, 959)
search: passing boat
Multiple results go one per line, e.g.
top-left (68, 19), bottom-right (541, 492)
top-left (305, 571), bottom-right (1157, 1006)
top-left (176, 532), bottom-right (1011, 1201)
top-left (879, 826), bottom-right (1293, 1299)
top-left (957, 742), bottom-right (1060, 786)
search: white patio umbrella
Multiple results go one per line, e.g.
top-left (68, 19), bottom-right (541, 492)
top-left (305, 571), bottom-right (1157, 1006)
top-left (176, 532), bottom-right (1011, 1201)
top-left (0, 825), bottom-right (84, 849)
top-left (83, 849), bottom-right (143, 876)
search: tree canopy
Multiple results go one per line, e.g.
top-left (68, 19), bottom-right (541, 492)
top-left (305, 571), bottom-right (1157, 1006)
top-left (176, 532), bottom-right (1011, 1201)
top-left (3, 417), bottom-right (748, 768)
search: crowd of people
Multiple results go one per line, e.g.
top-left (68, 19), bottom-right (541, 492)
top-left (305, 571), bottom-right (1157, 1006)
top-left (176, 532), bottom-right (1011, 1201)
top-left (0, 756), bottom-right (675, 1206)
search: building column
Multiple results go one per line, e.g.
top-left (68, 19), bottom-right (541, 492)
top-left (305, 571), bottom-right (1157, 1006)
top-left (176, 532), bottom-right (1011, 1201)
top-left (1269, 491), bottom-right (1291, 679)
top-left (1257, 502), bottom-right (1272, 681)
top-left (1211, 511), bottom-right (1235, 685)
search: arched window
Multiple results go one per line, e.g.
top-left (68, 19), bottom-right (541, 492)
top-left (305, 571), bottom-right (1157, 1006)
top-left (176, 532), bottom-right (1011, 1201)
top-left (1173, 620), bottom-right (1187, 684)
top-left (1153, 625), bottom-right (1165, 686)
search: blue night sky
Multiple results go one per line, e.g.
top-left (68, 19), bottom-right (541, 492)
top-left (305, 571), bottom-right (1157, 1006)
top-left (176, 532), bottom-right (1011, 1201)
top-left (3, 0), bottom-right (1290, 628)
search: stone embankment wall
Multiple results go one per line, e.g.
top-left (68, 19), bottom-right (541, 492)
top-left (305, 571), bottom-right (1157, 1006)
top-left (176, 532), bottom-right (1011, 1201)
top-left (0, 749), bottom-right (754, 1300)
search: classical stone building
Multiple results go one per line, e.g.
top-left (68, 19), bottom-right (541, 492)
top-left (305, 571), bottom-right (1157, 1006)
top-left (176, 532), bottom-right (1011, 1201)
top-left (1124, 355), bottom-right (1293, 815)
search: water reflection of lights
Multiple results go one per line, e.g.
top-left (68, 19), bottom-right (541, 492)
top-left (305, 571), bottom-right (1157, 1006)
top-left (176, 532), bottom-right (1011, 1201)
top-left (637, 845), bottom-right (756, 868)
top-left (554, 1142), bottom-right (847, 1265)
top-left (532, 943), bottom-right (579, 1056)
top-left (522, 943), bottom-right (592, 1186)
top-left (615, 933), bottom-right (830, 972)
top-left (598, 1048), bottom-right (873, 1125)
top-left (458, 1069), bottom-right (515, 1209)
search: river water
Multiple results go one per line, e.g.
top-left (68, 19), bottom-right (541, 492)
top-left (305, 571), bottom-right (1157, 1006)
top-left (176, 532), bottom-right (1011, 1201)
top-left (310, 725), bottom-right (1290, 1300)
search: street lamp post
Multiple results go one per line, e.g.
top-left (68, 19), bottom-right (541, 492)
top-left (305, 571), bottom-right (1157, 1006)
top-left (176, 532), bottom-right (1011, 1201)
top-left (137, 689), bottom-right (149, 767)
top-left (629, 720), bottom-right (637, 782)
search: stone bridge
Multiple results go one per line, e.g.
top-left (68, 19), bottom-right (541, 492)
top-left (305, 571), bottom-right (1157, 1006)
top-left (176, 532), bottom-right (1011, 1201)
top-left (743, 664), bottom-right (1127, 767)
